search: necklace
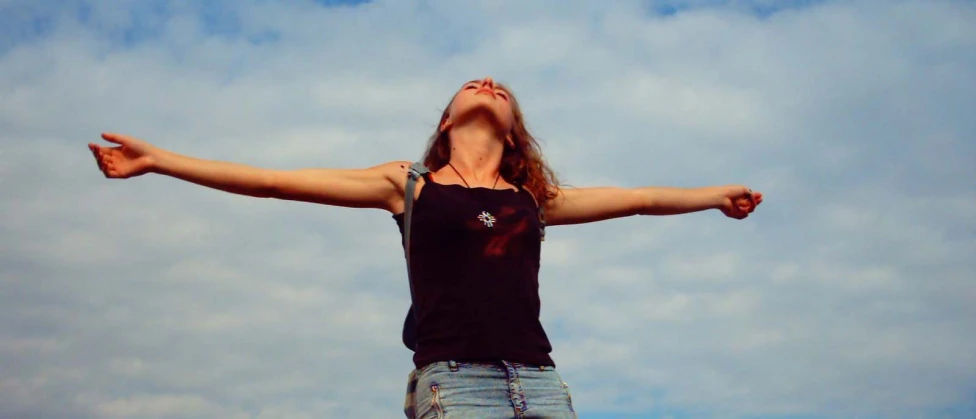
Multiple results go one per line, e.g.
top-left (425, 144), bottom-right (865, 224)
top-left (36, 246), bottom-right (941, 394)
top-left (447, 162), bottom-right (500, 228)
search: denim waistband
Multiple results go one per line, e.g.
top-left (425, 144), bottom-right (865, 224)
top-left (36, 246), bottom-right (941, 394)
top-left (418, 359), bottom-right (553, 374)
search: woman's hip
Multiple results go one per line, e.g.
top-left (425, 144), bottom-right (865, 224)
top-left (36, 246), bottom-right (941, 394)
top-left (404, 360), bottom-right (576, 419)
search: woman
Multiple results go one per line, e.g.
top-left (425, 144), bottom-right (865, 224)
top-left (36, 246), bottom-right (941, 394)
top-left (89, 76), bottom-right (762, 418)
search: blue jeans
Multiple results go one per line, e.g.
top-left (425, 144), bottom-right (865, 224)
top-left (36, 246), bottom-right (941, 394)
top-left (404, 360), bottom-right (577, 419)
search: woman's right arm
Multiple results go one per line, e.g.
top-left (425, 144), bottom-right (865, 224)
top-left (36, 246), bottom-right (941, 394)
top-left (89, 133), bottom-right (409, 213)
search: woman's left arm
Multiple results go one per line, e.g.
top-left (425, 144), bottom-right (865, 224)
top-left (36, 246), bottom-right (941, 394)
top-left (544, 185), bottom-right (763, 226)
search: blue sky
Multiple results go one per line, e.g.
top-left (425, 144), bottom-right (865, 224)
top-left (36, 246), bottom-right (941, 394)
top-left (647, 0), bottom-right (829, 17)
top-left (1, 0), bottom-right (974, 418)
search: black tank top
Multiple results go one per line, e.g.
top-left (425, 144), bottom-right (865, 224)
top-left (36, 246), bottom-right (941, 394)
top-left (393, 176), bottom-right (555, 369)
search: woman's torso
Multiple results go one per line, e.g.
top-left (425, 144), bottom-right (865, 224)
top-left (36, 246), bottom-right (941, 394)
top-left (394, 176), bottom-right (554, 369)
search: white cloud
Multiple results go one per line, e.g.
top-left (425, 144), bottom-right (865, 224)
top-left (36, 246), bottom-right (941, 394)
top-left (1, 0), bottom-right (974, 418)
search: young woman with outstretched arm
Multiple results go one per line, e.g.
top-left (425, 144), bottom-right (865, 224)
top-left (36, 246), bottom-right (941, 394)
top-left (90, 76), bottom-right (762, 419)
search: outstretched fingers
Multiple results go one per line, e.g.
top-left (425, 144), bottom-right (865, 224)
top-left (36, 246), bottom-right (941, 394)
top-left (742, 189), bottom-right (764, 213)
top-left (101, 132), bottom-right (129, 145)
top-left (89, 142), bottom-right (117, 178)
top-left (89, 144), bottom-right (105, 173)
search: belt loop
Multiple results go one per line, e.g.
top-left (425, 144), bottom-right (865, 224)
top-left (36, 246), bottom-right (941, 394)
top-left (448, 360), bottom-right (459, 372)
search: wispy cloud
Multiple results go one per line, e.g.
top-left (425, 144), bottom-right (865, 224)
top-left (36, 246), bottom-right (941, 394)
top-left (1, 0), bottom-right (974, 418)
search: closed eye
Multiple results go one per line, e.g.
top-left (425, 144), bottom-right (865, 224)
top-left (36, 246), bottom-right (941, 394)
top-left (496, 91), bottom-right (508, 101)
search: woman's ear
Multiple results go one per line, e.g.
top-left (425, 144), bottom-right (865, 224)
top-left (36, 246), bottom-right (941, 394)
top-left (439, 114), bottom-right (452, 133)
top-left (505, 134), bottom-right (515, 149)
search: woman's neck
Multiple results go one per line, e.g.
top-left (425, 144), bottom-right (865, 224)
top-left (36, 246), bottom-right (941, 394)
top-left (447, 123), bottom-right (505, 184)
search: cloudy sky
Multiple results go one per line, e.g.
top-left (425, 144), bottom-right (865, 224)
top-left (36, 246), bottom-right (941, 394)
top-left (1, 0), bottom-right (974, 418)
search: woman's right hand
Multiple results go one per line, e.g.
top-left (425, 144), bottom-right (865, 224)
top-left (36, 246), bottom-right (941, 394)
top-left (87, 131), bottom-right (408, 212)
top-left (88, 133), bottom-right (158, 179)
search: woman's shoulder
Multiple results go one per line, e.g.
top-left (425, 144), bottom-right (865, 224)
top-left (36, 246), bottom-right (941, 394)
top-left (369, 160), bottom-right (415, 187)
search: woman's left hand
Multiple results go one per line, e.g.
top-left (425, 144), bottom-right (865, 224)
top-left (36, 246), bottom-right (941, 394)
top-left (719, 185), bottom-right (763, 220)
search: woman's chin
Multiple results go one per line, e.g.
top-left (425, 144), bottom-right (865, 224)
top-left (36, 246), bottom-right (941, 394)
top-left (453, 106), bottom-right (511, 129)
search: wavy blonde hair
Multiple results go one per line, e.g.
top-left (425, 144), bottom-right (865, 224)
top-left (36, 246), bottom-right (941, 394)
top-left (421, 82), bottom-right (560, 207)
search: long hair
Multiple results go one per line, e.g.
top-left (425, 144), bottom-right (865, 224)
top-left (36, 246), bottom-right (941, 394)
top-left (421, 82), bottom-right (560, 207)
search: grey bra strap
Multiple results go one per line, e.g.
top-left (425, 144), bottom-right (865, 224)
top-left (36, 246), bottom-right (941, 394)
top-left (403, 162), bottom-right (430, 260)
top-left (403, 162), bottom-right (429, 308)
top-left (401, 162), bottom-right (430, 351)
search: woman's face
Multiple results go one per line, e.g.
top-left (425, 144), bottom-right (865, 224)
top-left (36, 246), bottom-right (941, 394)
top-left (442, 76), bottom-right (515, 135)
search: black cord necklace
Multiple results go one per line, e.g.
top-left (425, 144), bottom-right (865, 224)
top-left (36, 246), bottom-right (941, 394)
top-left (447, 162), bottom-right (501, 228)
